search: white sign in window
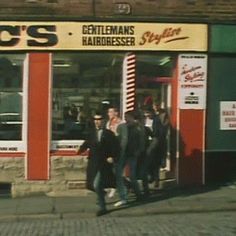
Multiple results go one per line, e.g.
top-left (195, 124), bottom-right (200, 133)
top-left (178, 54), bottom-right (207, 109)
top-left (220, 101), bottom-right (236, 130)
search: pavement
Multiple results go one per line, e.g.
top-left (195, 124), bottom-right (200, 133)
top-left (0, 181), bottom-right (236, 222)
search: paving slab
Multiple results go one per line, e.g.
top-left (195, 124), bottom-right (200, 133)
top-left (16, 196), bottom-right (54, 215)
top-left (0, 183), bottom-right (235, 222)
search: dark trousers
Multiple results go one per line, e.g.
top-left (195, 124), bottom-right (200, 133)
top-left (93, 171), bottom-right (106, 211)
top-left (115, 154), bottom-right (128, 201)
top-left (126, 156), bottom-right (142, 198)
top-left (116, 154), bottom-right (142, 200)
top-left (147, 138), bottom-right (161, 182)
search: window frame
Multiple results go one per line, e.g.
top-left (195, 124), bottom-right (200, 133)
top-left (0, 54), bottom-right (28, 153)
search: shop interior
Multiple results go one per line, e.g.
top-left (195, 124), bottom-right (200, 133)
top-left (52, 52), bottom-right (175, 140)
top-left (0, 52), bottom-right (175, 142)
top-left (0, 54), bottom-right (24, 140)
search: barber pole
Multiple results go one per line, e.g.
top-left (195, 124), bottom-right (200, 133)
top-left (122, 53), bottom-right (136, 118)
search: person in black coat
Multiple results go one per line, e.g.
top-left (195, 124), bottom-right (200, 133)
top-left (78, 112), bottom-right (119, 216)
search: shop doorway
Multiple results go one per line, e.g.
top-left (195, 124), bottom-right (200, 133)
top-left (133, 53), bottom-right (177, 184)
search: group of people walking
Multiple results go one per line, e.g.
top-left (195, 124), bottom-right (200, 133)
top-left (78, 104), bottom-right (169, 216)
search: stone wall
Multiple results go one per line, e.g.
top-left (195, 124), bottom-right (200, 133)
top-left (0, 155), bottom-right (175, 197)
top-left (0, 156), bottom-right (89, 198)
top-left (0, 157), bottom-right (25, 183)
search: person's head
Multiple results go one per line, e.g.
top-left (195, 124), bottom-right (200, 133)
top-left (124, 110), bottom-right (135, 124)
top-left (93, 112), bottom-right (104, 129)
top-left (152, 102), bottom-right (161, 113)
top-left (133, 111), bottom-right (145, 124)
top-left (107, 107), bottom-right (119, 120)
top-left (143, 109), bottom-right (153, 119)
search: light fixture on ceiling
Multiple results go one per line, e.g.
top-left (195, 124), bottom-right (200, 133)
top-left (159, 57), bottom-right (171, 66)
top-left (53, 60), bottom-right (72, 67)
top-left (102, 100), bottom-right (110, 105)
top-left (53, 63), bottom-right (71, 68)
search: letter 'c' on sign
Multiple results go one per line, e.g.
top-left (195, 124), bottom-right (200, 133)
top-left (0, 26), bottom-right (20, 46)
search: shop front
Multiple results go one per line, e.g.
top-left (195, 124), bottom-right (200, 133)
top-left (0, 22), bottom-right (208, 197)
top-left (206, 24), bottom-right (236, 182)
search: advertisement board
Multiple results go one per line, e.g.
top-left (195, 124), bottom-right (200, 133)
top-left (0, 22), bottom-right (207, 51)
top-left (220, 101), bottom-right (236, 130)
top-left (178, 54), bottom-right (208, 109)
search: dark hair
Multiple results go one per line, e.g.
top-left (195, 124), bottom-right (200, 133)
top-left (94, 111), bottom-right (103, 118)
top-left (124, 110), bottom-right (135, 118)
top-left (108, 106), bottom-right (119, 113)
top-left (133, 111), bottom-right (143, 121)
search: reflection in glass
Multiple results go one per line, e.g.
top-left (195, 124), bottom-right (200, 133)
top-left (52, 52), bottom-right (175, 141)
top-left (0, 55), bottom-right (24, 140)
top-left (52, 53), bottom-right (123, 140)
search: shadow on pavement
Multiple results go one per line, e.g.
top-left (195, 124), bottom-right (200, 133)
top-left (107, 175), bottom-right (236, 215)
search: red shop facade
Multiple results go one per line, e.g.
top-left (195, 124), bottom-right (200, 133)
top-left (0, 21), bottom-right (208, 197)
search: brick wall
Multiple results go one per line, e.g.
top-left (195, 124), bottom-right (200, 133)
top-left (0, 0), bottom-right (235, 22)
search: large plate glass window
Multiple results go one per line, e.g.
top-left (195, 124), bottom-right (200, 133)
top-left (51, 52), bottom-right (175, 151)
top-left (0, 54), bottom-right (26, 152)
top-left (51, 52), bottom-right (123, 149)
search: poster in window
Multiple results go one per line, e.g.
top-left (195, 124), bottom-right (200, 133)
top-left (220, 101), bottom-right (236, 130)
top-left (178, 54), bottom-right (207, 109)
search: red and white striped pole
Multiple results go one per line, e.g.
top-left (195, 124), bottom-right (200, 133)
top-left (121, 52), bottom-right (136, 119)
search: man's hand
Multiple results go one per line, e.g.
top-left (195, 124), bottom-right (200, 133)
top-left (107, 157), bottom-right (114, 163)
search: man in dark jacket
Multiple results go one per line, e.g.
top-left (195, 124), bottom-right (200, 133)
top-left (114, 110), bottom-right (144, 207)
top-left (78, 112), bottom-right (119, 216)
top-left (149, 103), bottom-right (169, 187)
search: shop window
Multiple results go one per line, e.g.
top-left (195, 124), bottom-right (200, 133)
top-left (52, 52), bottom-right (174, 142)
top-left (52, 52), bottom-right (123, 140)
top-left (0, 54), bottom-right (24, 141)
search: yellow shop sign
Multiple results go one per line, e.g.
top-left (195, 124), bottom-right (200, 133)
top-left (0, 22), bottom-right (207, 51)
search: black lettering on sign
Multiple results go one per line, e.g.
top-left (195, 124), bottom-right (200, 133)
top-left (0, 26), bottom-right (20, 46)
top-left (27, 25), bottom-right (58, 47)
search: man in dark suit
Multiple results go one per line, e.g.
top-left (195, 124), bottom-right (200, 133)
top-left (78, 112), bottom-right (119, 216)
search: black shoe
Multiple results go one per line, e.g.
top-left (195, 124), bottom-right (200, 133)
top-left (143, 191), bottom-right (150, 199)
top-left (148, 177), bottom-right (154, 183)
top-left (96, 209), bottom-right (108, 217)
top-left (154, 180), bottom-right (160, 188)
top-left (136, 195), bottom-right (145, 202)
